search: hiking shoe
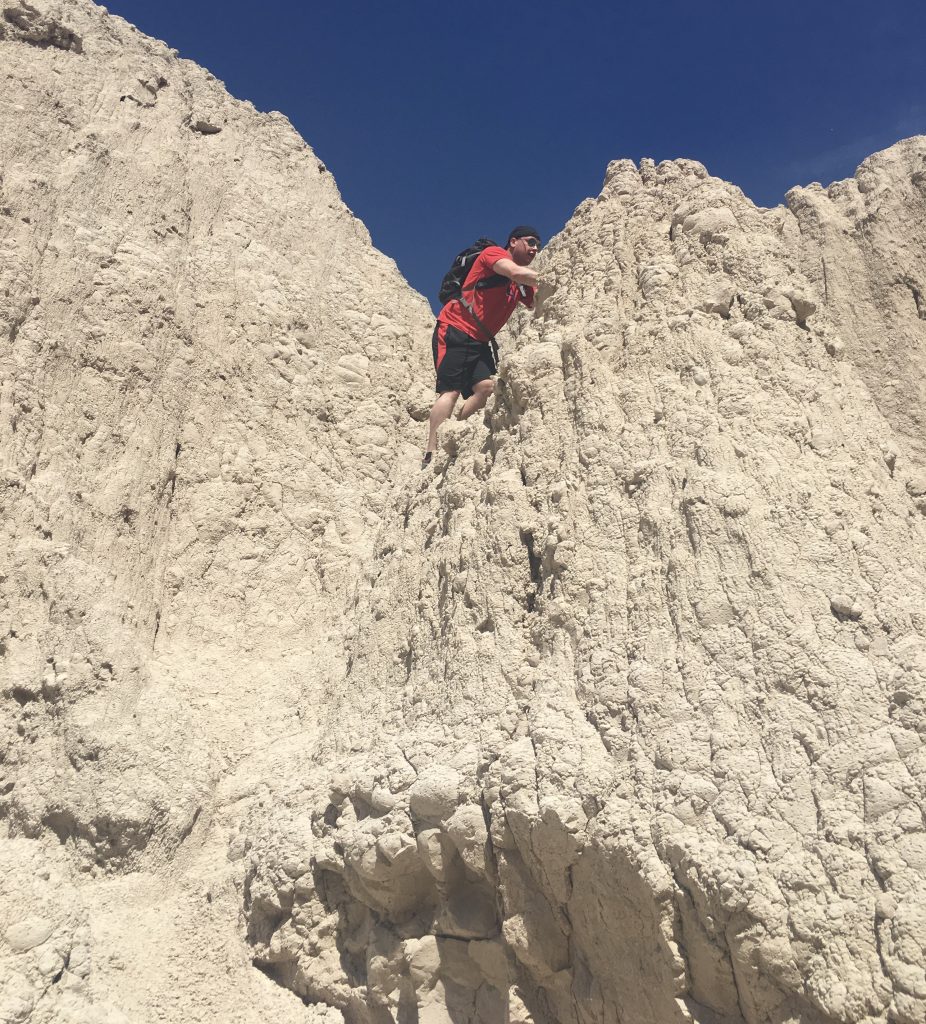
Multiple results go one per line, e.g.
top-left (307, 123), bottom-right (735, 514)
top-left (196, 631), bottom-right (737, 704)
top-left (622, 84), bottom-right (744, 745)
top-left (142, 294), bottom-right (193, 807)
top-left (421, 451), bottom-right (433, 468)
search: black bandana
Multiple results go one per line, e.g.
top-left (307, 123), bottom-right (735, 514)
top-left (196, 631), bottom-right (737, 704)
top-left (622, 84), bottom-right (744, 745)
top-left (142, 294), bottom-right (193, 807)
top-left (506, 225), bottom-right (541, 245)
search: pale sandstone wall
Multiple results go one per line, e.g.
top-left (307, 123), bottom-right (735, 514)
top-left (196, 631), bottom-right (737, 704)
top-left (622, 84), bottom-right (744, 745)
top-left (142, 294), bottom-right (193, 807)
top-left (1, 0), bottom-right (432, 845)
top-left (786, 137), bottom-right (926, 474)
top-left (243, 160), bottom-right (926, 1024)
top-left (1, 1), bottom-right (432, 1020)
top-left (1, 3), bottom-right (925, 1024)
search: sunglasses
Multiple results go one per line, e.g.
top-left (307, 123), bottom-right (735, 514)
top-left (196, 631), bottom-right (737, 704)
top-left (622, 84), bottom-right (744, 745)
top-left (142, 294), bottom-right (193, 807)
top-left (520, 237), bottom-right (541, 249)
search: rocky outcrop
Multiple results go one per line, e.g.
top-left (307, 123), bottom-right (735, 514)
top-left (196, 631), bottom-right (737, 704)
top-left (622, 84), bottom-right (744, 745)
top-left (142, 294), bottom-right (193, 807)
top-left (786, 137), bottom-right (926, 474)
top-left (0, 1), bottom-right (82, 52)
top-left (1, 0), bottom-right (431, 1016)
top-left (0, 0), bottom-right (432, 864)
top-left (1, 2), bottom-right (925, 1023)
top-left (239, 154), bottom-right (926, 1024)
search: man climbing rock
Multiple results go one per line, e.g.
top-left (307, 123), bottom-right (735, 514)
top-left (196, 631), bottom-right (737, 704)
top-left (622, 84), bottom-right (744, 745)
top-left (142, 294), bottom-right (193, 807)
top-left (423, 226), bottom-right (541, 465)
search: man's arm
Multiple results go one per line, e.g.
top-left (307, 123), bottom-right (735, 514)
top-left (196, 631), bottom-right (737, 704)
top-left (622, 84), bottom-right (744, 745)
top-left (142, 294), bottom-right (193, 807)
top-left (492, 257), bottom-right (539, 288)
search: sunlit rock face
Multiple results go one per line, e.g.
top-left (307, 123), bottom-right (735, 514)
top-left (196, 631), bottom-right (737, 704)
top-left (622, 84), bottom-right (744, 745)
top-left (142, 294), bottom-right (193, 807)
top-left (1, 0), bottom-right (432, 1018)
top-left (786, 137), bottom-right (926, 474)
top-left (2, 3), bottom-right (925, 1023)
top-left (243, 152), bottom-right (926, 1024)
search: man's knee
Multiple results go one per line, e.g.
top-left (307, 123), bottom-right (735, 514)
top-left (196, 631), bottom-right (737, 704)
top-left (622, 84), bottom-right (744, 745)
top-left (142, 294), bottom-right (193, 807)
top-left (474, 378), bottom-right (494, 398)
top-left (432, 389), bottom-right (459, 409)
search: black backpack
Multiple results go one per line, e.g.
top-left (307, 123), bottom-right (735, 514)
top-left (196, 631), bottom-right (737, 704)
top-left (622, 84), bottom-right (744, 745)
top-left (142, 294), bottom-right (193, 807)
top-left (438, 238), bottom-right (509, 306)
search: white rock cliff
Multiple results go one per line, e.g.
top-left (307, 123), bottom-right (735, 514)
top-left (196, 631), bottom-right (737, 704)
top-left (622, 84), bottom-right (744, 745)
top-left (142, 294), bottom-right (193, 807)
top-left (1, 3), bottom-right (924, 1024)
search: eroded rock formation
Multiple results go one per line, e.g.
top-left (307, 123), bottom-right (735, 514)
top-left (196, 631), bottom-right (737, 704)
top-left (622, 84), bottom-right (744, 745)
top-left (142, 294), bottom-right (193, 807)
top-left (786, 139), bottom-right (926, 473)
top-left (1, 2), bottom-right (924, 1023)
top-left (240, 153), bottom-right (926, 1024)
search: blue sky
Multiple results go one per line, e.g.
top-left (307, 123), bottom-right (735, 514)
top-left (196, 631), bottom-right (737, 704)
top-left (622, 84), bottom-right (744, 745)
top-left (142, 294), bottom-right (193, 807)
top-left (104, 0), bottom-right (925, 311)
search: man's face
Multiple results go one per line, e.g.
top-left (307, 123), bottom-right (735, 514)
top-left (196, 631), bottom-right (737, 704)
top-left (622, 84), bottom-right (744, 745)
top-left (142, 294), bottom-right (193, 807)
top-left (509, 234), bottom-right (541, 266)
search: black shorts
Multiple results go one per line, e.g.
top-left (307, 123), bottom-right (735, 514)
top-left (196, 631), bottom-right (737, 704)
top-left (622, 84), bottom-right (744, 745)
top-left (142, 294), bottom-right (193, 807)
top-left (432, 322), bottom-right (497, 399)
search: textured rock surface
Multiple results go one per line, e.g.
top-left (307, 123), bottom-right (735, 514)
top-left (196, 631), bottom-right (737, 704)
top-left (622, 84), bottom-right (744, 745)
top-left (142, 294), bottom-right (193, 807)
top-left (786, 138), bottom-right (926, 473)
top-left (2, 2), bottom-right (925, 1023)
top-left (0, 0), bottom-right (432, 861)
top-left (241, 152), bottom-right (926, 1024)
top-left (1, 1), bottom-right (431, 1019)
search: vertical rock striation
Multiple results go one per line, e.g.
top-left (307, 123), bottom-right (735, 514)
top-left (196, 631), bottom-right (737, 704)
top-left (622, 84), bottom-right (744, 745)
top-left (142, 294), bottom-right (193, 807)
top-left (1, 2), bottom-right (924, 1023)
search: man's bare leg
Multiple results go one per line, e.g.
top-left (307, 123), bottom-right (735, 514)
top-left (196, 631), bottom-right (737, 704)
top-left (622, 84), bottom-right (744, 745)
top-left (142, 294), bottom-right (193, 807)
top-left (458, 379), bottom-right (494, 420)
top-left (425, 390), bottom-right (461, 454)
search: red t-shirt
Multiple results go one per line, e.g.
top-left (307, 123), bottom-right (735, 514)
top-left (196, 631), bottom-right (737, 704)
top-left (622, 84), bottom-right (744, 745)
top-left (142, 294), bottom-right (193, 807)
top-left (438, 245), bottom-right (534, 341)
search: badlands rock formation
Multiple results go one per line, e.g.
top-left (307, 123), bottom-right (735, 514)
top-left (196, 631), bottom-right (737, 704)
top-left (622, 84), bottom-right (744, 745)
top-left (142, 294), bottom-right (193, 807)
top-left (786, 140), bottom-right (926, 473)
top-left (1, 3), bottom-right (925, 1024)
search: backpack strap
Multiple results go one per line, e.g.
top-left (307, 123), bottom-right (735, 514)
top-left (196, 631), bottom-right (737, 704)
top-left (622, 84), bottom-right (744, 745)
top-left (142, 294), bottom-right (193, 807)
top-left (456, 294), bottom-right (496, 345)
top-left (463, 272), bottom-right (509, 293)
top-left (456, 269), bottom-right (508, 344)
